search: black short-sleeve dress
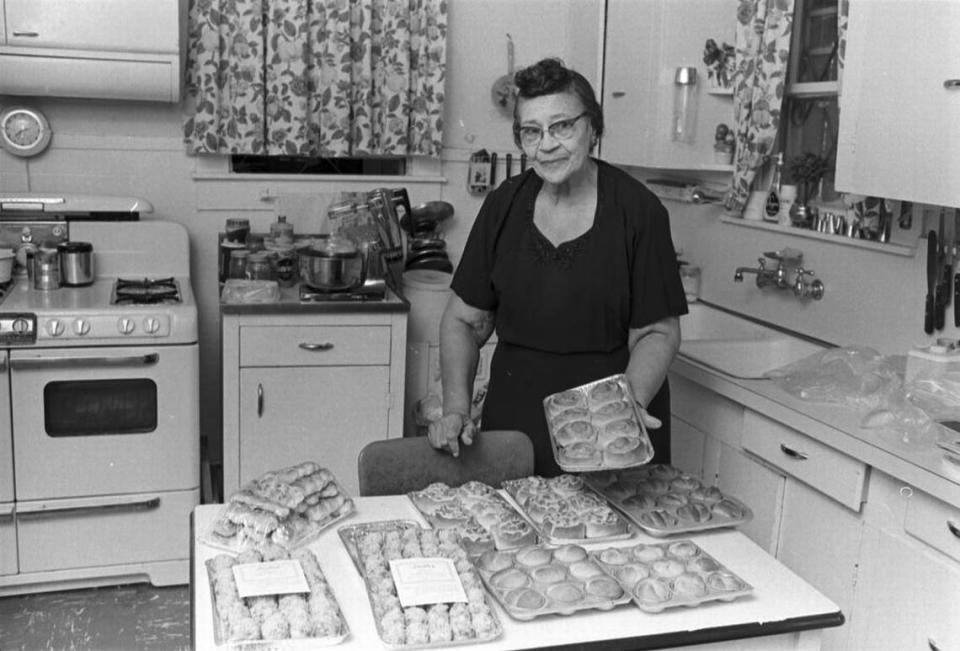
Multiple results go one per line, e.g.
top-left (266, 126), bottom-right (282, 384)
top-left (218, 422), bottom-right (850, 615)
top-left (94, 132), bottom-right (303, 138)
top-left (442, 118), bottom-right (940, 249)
top-left (451, 159), bottom-right (688, 476)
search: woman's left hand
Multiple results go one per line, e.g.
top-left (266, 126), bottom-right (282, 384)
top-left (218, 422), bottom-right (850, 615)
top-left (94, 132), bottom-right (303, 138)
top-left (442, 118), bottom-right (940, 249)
top-left (636, 404), bottom-right (662, 430)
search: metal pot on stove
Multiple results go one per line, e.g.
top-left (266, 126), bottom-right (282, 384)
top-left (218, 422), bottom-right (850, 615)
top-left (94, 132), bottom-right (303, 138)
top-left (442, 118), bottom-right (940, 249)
top-left (58, 241), bottom-right (94, 287)
top-left (299, 234), bottom-right (365, 291)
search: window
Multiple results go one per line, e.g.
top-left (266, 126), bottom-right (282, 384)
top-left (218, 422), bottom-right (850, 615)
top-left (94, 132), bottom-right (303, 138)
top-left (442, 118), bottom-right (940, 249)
top-left (781, 0), bottom-right (839, 202)
top-left (231, 156), bottom-right (406, 176)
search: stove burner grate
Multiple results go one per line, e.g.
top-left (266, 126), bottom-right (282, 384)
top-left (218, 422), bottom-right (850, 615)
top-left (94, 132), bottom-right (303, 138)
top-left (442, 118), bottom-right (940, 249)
top-left (113, 277), bottom-right (182, 305)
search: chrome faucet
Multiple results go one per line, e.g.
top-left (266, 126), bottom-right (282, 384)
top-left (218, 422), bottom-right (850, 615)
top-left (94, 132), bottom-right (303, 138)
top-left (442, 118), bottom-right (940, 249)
top-left (734, 249), bottom-right (824, 300)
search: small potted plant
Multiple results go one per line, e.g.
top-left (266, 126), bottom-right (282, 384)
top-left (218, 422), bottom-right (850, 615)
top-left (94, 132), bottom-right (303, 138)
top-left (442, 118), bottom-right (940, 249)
top-left (703, 38), bottom-right (736, 89)
top-left (713, 123), bottom-right (735, 164)
top-left (787, 152), bottom-right (829, 206)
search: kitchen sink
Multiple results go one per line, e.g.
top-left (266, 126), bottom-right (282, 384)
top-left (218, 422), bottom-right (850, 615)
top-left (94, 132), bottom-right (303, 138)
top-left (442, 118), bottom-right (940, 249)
top-left (678, 303), bottom-right (828, 379)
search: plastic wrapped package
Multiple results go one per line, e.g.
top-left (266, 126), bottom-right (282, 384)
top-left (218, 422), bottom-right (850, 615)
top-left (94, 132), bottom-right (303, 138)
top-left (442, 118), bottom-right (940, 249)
top-left (221, 279), bottom-right (281, 304)
top-left (764, 346), bottom-right (903, 410)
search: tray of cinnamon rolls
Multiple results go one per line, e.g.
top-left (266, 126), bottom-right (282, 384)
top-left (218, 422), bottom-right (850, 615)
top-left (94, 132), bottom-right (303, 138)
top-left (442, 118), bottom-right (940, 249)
top-left (584, 464), bottom-right (753, 537)
top-left (407, 481), bottom-right (538, 554)
top-left (543, 374), bottom-right (655, 472)
top-left (500, 474), bottom-right (634, 544)
top-left (203, 462), bottom-right (355, 553)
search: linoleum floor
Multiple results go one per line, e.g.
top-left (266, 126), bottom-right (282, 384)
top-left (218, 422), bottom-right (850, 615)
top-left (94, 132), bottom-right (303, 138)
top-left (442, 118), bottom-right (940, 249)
top-left (0, 583), bottom-right (190, 651)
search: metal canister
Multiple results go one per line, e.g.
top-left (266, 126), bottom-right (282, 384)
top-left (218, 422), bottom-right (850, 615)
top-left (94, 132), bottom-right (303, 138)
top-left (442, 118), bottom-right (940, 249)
top-left (34, 248), bottom-right (60, 290)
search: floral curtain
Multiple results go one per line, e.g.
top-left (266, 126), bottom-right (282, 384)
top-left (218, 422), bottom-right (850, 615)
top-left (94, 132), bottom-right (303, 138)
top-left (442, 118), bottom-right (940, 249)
top-left (837, 0), bottom-right (848, 92)
top-left (182, 0), bottom-right (447, 158)
top-left (724, 0), bottom-right (796, 215)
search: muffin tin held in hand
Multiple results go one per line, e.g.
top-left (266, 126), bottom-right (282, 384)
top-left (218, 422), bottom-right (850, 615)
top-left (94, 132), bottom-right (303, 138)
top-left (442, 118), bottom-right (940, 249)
top-left (543, 374), bottom-right (654, 471)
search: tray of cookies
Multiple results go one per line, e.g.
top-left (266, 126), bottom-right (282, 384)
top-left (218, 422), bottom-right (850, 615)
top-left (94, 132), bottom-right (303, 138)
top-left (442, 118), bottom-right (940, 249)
top-left (583, 464), bottom-right (753, 537)
top-left (473, 543), bottom-right (632, 620)
top-left (500, 475), bottom-right (633, 544)
top-left (543, 374), bottom-right (655, 471)
top-left (407, 481), bottom-right (538, 554)
top-left (203, 462), bottom-right (355, 553)
top-left (205, 545), bottom-right (349, 648)
top-left (591, 540), bottom-right (752, 613)
top-left (336, 520), bottom-right (503, 648)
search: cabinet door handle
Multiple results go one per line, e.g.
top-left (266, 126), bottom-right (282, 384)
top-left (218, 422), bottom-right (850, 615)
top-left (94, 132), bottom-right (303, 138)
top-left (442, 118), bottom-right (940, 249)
top-left (611, 91), bottom-right (626, 98)
top-left (779, 443), bottom-right (809, 460)
top-left (257, 382), bottom-right (264, 417)
top-left (944, 79), bottom-right (960, 89)
top-left (12, 31), bottom-right (39, 37)
top-left (299, 342), bottom-right (334, 352)
top-left (929, 637), bottom-right (941, 651)
top-left (948, 520), bottom-right (960, 539)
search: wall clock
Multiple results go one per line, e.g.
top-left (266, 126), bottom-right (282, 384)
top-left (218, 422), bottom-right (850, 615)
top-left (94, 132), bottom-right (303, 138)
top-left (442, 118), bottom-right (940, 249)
top-left (0, 106), bottom-right (53, 158)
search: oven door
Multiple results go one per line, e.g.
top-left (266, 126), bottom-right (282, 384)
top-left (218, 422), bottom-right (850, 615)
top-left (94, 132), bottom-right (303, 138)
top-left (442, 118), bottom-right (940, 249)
top-left (10, 344), bottom-right (199, 500)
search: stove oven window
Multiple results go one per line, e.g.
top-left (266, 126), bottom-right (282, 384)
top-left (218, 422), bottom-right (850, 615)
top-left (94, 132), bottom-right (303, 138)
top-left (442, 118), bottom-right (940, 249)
top-left (44, 379), bottom-right (158, 436)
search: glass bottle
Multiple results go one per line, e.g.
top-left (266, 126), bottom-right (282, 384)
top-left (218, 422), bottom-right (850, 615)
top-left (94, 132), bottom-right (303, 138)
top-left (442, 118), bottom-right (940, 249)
top-left (671, 67), bottom-right (698, 143)
top-left (269, 215), bottom-right (294, 246)
top-left (227, 249), bottom-right (250, 280)
top-left (763, 153), bottom-right (784, 222)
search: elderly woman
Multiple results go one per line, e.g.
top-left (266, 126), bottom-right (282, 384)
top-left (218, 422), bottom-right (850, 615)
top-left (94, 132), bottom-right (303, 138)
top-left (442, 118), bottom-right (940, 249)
top-left (428, 58), bottom-right (687, 475)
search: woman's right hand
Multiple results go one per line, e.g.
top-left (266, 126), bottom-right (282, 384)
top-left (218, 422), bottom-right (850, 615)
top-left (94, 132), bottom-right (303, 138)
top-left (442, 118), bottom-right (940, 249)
top-left (427, 413), bottom-right (477, 458)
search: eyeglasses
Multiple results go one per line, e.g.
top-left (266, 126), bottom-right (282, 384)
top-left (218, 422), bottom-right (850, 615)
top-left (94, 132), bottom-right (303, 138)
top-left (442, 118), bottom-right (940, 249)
top-left (517, 112), bottom-right (589, 147)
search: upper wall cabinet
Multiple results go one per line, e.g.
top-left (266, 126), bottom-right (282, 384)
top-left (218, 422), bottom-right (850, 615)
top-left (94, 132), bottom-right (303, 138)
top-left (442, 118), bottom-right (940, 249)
top-left (836, 0), bottom-right (960, 208)
top-left (601, 0), bottom-right (737, 171)
top-left (0, 0), bottom-right (186, 102)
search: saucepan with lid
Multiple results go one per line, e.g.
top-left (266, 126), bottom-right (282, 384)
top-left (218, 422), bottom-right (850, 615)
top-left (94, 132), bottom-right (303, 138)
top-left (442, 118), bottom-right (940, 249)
top-left (299, 234), bottom-right (365, 292)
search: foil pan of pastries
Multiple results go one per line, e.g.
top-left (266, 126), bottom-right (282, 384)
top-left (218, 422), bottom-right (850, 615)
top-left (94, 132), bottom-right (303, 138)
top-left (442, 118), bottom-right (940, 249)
top-left (591, 540), bottom-right (753, 613)
top-left (337, 520), bottom-right (503, 649)
top-left (203, 462), bottom-right (355, 553)
top-left (205, 545), bottom-right (349, 647)
top-left (407, 480), bottom-right (537, 554)
top-left (474, 543), bottom-right (632, 620)
top-left (584, 464), bottom-right (753, 537)
top-left (543, 374), bottom-right (655, 471)
top-left (500, 475), bottom-right (633, 544)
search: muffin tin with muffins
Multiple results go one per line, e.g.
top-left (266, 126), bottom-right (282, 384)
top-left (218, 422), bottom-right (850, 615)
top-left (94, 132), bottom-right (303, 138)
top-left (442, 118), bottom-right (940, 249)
top-left (337, 520), bottom-right (504, 647)
top-left (407, 481), bottom-right (538, 554)
top-left (591, 540), bottom-right (752, 613)
top-left (474, 543), bottom-right (632, 620)
top-left (583, 464), bottom-right (753, 537)
top-left (500, 475), bottom-right (633, 544)
top-left (542, 374), bottom-right (655, 471)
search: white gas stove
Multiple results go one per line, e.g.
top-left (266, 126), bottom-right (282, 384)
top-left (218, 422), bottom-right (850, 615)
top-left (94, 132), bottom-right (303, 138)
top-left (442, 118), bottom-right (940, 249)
top-left (0, 197), bottom-right (200, 595)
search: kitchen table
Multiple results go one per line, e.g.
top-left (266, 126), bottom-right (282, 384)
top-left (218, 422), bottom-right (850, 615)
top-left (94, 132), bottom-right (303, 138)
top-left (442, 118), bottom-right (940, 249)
top-left (191, 498), bottom-right (842, 650)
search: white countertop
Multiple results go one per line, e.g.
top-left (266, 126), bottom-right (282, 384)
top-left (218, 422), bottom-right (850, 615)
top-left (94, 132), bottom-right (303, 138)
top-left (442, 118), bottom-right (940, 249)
top-left (191, 497), bottom-right (841, 650)
top-left (671, 354), bottom-right (960, 506)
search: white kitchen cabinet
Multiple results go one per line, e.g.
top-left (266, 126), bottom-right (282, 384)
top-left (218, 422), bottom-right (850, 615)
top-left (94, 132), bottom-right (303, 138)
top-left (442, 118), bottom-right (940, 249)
top-left (670, 375), bottom-right (864, 649)
top-left (836, 0), bottom-right (960, 207)
top-left (222, 306), bottom-right (408, 498)
top-left (0, 0), bottom-right (185, 101)
top-left (851, 526), bottom-right (960, 650)
top-left (602, 0), bottom-right (737, 170)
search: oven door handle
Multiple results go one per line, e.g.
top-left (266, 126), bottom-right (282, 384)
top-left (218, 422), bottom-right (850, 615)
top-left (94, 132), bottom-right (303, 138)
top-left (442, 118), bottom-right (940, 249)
top-left (10, 352), bottom-right (160, 370)
top-left (15, 495), bottom-right (161, 519)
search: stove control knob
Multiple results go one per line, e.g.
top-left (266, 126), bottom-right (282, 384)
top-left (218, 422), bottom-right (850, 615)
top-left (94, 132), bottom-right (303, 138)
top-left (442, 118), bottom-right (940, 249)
top-left (73, 319), bottom-right (91, 336)
top-left (118, 318), bottom-right (136, 335)
top-left (11, 318), bottom-right (31, 335)
top-left (46, 319), bottom-right (64, 337)
top-left (143, 317), bottom-right (161, 334)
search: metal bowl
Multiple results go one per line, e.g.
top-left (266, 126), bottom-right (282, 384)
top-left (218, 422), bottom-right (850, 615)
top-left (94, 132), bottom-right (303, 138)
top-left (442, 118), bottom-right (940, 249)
top-left (299, 236), bottom-right (365, 291)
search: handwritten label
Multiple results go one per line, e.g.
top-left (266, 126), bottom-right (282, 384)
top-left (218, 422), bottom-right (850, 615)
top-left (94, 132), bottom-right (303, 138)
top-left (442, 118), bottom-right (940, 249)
top-left (389, 557), bottom-right (467, 607)
top-left (232, 560), bottom-right (310, 599)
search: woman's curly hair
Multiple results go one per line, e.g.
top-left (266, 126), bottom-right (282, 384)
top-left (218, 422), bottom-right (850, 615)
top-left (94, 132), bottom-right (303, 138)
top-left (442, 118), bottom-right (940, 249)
top-left (512, 58), bottom-right (604, 149)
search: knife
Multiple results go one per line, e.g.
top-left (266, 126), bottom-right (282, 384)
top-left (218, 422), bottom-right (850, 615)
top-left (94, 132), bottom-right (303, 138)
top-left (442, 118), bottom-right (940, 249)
top-left (505, 153), bottom-right (513, 179)
top-left (954, 208), bottom-right (960, 327)
top-left (936, 208), bottom-right (949, 331)
top-left (925, 229), bottom-right (937, 334)
top-left (490, 152), bottom-right (498, 187)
